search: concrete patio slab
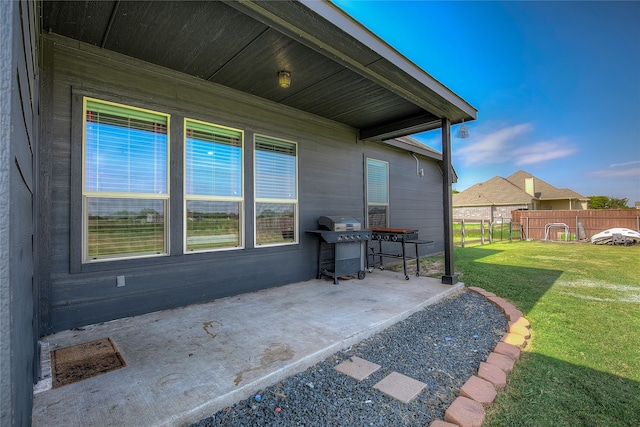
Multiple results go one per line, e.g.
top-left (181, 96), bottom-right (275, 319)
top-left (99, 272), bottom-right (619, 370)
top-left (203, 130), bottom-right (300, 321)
top-left (32, 270), bottom-right (463, 427)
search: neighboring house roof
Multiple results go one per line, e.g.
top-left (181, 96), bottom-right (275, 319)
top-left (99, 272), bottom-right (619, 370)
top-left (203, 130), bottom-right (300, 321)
top-left (454, 170), bottom-right (586, 207)
top-left (505, 170), bottom-right (587, 200)
top-left (453, 176), bottom-right (531, 206)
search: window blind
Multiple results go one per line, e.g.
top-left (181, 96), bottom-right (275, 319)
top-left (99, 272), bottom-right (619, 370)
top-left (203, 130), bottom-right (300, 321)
top-left (255, 136), bottom-right (296, 200)
top-left (367, 158), bottom-right (388, 204)
top-left (185, 121), bottom-right (242, 197)
top-left (85, 100), bottom-right (168, 194)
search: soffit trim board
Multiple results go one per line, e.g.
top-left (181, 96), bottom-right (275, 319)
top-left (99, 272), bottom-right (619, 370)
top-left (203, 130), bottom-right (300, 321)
top-left (374, 139), bottom-right (442, 161)
top-left (359, 113), bottom-right (441, 141)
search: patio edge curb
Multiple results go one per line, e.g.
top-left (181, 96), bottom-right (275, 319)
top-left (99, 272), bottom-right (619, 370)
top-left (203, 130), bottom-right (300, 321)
top-left (433, 286), bottom-right (532, 427)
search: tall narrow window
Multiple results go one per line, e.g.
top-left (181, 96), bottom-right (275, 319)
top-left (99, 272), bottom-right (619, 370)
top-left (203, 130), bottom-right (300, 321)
top-left (83, 98), bottom-right (169, 261)
top-left (254, 135), bottom-right (298, 246)
top-left (366, 158), bottom-right (389, 228)
top-left (184, 119), bottom-right (243, 252)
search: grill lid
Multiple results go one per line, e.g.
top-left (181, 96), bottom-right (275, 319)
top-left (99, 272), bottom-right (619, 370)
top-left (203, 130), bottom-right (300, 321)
top-left (318, 216), bottom-right (362, 231)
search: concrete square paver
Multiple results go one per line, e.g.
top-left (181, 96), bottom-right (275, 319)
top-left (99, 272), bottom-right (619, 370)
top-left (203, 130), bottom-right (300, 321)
top-left (334, 356), bottom-right (381, 381)
top-left (373, 371), bottom-right (426, 403)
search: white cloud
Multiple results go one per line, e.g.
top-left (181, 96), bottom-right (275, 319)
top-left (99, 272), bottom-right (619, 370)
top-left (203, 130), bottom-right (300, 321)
top-left (591, 167), bottom-right (640, 178)
top-left (512, 140), bottom-right (577, 165)
top-left (609, 160), bottom-right (640, 168)
top-left (453, 123), bottom-right (576, 167)
top-left (454, 123), bottom-right (533, 166)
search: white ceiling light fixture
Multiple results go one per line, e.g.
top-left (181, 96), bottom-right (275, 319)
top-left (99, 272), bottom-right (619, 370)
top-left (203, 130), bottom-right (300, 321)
top-left (278, 70), bottom-right (291, 88)
top-left (456, 121), bottom-right (469, 138)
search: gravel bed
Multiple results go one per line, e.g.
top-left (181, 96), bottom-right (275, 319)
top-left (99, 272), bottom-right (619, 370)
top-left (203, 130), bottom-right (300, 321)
top-left (191, 290), bottom-right (506, 427)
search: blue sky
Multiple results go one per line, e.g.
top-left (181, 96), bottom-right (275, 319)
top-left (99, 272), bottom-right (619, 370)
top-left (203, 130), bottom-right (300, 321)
top-left (334, 0), bottom-right (640, 204)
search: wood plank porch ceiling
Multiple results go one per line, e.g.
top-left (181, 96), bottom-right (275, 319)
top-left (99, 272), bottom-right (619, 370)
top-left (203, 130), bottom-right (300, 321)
top-left (41, 0), bottom-right (476, 142)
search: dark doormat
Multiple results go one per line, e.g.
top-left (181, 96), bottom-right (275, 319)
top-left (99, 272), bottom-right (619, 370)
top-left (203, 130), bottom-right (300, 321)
top-left (51, 337), bottom-right (126, 388)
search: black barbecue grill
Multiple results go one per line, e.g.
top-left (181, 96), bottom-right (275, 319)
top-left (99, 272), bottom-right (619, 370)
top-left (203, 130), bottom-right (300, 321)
top-left (307, 216), bottom-right (372, 285)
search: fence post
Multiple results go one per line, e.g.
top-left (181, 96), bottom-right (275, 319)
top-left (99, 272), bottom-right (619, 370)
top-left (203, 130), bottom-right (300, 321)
top-left (489, 222), bottom-right (493, 244)
top-left (461, 219), bottom-right (465, 248)
top-left (526, 217), bottom-right (529, 240)
top-left (481, 219), bottom-right (485, 245)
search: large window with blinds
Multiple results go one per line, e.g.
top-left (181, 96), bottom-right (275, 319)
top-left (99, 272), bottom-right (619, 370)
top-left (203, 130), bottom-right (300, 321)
top-left (83, 98), bottom-right (170, 261)
top-left (254, 135), bottom-right (298, 246)
top-left (366, 158), bottom-right (389, 228)
top-left (184, 119), bottom-right (243, 252)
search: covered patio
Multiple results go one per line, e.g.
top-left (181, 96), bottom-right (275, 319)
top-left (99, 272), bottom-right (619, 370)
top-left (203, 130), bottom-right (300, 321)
top-left (2, 1), bottom-right (479, 423)
top-left (33, 271), bottom-right (463, 426)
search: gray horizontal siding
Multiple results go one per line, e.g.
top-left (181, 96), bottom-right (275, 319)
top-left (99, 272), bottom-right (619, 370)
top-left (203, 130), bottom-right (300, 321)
top-left (365, 142), bottom-right (444, 258)
top-left (40, 34), bottom-right (446, 333)
top-left (2, 0), bottom-right (39, 423)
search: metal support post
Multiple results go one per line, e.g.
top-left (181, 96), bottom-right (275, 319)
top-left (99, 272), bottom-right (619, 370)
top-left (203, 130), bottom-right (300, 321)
top-left (441, 118), bottom-right (458, 285)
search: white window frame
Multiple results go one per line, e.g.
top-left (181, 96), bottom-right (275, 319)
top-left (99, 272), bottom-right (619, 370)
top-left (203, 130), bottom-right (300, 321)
top-left (82, 97), bottom-right (170, 262)
top-left (253, 134), bottom-right (299, 247)
top-left (366, 157), bottom-right (389, 228)
top-left (183, 118), bottom-right (244, 253)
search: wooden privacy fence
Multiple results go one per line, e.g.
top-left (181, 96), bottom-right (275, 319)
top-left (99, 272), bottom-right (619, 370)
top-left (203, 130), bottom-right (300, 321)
top-left (512, 209), bottom-right (640, 241)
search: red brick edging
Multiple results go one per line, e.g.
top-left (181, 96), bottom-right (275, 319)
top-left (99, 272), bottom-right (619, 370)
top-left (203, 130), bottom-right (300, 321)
top-left (431, 287), bottom-right (531, 427)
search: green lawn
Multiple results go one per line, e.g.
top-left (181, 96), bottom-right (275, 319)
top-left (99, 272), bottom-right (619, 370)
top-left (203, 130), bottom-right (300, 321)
top-left (433, 241), bottom-right (640, 426)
